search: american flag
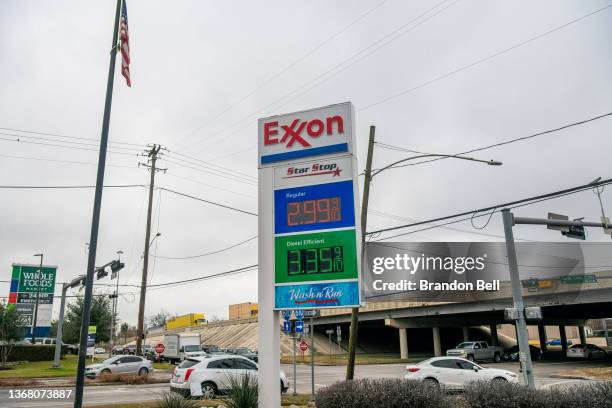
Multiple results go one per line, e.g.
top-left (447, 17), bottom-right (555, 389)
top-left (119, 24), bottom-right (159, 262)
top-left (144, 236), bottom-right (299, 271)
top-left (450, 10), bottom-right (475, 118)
top-left (120, 0), bottom-right (131, 87)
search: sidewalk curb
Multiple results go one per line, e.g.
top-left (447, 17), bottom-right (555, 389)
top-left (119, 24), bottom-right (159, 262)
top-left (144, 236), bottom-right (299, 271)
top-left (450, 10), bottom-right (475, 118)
top-left (549, 374), bottom-right (597, 381)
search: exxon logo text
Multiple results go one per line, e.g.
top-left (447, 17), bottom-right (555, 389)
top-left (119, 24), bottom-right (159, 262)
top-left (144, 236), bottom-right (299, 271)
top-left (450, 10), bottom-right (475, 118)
top-left (263, 115), bottom-right (344, 148)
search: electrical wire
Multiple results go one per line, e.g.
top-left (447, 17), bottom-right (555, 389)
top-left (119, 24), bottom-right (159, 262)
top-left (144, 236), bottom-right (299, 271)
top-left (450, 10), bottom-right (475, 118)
top-left (0, 126), bottom-right (145, 147)
top-left (374, 112), bottom-right (612, 170)
top-left (0, 153), bottom-right (137, 169)
top-left (161, 157), bottom-right (257, 186)
top-left (166, 150), bottom-right (256, 181)
top-left (370, 178), bottom-right (612, 241)
top-left (0, 135), bottom-right (139, 157)
top-left (159, 187), bottom-right (257, 216)
top-left (359, 3), bottom-right (612, 112)
top-left (173, 0), bottom-right (390, 149)
top-left (179, 0), bottom-right (456, 153)
top-left (154, 235), bottom-right (257, 260)
top-left (0, 131), bottom-right (143, 152)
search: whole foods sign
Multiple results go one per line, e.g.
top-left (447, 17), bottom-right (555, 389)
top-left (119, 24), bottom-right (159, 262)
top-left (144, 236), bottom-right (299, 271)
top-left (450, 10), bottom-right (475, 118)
top-left (8, 263), bottom-right (57, 331)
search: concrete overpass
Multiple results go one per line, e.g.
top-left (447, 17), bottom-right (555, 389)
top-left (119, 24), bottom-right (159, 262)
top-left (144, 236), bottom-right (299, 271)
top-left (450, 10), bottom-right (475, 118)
top-left (312, 274), bottom-right (612, 359)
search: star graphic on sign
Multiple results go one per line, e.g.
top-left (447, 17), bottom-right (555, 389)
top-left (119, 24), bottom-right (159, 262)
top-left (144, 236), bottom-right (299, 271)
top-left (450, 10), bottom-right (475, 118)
top-left (332, 168), bottom-right (342, 177)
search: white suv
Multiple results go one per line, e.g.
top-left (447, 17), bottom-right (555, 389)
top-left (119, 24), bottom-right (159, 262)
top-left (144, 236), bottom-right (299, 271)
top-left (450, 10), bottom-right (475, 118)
top-left (170, 355), bottom-right (289, 398)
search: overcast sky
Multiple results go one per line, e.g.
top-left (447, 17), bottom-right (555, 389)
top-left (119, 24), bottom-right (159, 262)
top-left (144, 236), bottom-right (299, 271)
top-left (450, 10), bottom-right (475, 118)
top-left (1, 0), bottom-right (611, 327)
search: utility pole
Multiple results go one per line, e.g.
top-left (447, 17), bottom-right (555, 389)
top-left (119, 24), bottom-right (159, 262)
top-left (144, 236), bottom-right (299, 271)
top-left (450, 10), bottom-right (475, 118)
top-left (109, 250), bottom-right (122, 348)
top-left (136, 145), bottom-right (166, 356)
top-left (74, 0), bottom-right (122, 405)
top-left (31, 254), bottom-right (44, 344)
top-left (346, 126), bottom-right (375, 380)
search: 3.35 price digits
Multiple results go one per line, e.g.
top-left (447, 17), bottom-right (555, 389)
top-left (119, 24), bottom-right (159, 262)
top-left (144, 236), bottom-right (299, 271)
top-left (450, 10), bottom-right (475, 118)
top-left (287, 197), bottom-right (341, 226)
top-left (287, 246), bottom-right (344, 275)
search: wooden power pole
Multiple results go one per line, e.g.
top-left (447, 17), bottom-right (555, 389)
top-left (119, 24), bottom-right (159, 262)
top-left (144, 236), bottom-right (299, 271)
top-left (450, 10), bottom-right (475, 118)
top-left (346, 126), bottom-right (375, 380)
top-left (136, 144), bottom-right (165, 356)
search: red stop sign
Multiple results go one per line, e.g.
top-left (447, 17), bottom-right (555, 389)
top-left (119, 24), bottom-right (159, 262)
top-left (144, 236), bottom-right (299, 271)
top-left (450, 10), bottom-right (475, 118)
top-left (299, 341), bottom-right (308, 352)
top-left (155, 343), bottom-right (165, 354)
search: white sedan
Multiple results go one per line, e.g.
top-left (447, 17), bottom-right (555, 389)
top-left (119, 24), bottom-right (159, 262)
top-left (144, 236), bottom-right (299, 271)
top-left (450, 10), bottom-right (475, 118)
top-left (170, 355), bottom-right (289, 399)
top-left (404, 357), bottom-right (518, 389)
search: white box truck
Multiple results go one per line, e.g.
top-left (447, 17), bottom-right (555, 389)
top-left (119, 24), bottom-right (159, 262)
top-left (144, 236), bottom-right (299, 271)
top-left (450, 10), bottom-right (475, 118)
top-left (162, 333), bottom-right (205, 363)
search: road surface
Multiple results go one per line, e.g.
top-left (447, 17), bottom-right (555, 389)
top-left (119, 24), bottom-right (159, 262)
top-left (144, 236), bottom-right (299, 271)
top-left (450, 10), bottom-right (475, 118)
top-left (0, 360), bottom-right (607, 407)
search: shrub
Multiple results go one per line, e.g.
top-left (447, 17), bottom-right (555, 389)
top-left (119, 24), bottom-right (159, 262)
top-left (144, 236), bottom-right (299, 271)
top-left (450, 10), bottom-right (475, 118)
top-left (316, 378), bottom-right (452, 408)
top-left (97, 372), bottom-right (153, 385)
top-left (155, 391), bottom-right (201, 408)
top-left (7, 345), bottom-right (67, 362)
top-left (463, 380), bottom-right (612, 408)
top-left (225, 373), bottom-right (258, 408)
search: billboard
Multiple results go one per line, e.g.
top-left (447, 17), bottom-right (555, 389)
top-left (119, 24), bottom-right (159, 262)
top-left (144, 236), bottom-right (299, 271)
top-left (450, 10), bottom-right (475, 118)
top-left (258, 102), bottom-right (362, 310)
top-left (8, 263), bottom-right (57, 336)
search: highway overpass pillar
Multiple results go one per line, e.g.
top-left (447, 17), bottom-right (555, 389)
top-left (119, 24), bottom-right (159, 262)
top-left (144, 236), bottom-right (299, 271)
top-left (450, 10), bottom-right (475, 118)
top-left (490, 324), bottom-right (499, 346)
top-left (399, 328), bottom-right (408, 360)
top-left (578, 326), bottom-right (587, 345)
top-left (559, 325), bottom-right (568, 352)
top-left (432, 327), bottom-right (442, 357)
top-left (462, 327), bottom-right (470, 342)
top-left (538, 325), bottom-right (547, 352)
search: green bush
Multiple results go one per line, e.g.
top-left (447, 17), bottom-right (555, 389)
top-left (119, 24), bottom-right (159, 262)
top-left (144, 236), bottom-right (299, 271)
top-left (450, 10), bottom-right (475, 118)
top-left (225, 373), bottom-right (258, 408)
top-left (316, 378), bottom-right (452, 408)
top-left (7, 345), bottom-right (66, 362)
top-left (155, 391), bottom-right (200, 408)
top-left (463, 380), bottom-right (612, 408)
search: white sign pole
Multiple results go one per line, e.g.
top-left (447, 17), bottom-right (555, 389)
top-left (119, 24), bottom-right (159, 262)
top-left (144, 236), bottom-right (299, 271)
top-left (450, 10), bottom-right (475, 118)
top-left (258, 166), bottom-right (280, 408)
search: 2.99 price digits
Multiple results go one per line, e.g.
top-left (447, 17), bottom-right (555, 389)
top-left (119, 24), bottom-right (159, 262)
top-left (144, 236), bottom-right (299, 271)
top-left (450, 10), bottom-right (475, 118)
top-left (287, 197), bottom-right (341, 226)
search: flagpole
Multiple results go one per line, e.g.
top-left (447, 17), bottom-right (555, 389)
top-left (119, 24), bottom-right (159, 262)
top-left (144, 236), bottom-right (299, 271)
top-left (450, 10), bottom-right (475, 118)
top-left (74, 0), bottom-right (123, 407)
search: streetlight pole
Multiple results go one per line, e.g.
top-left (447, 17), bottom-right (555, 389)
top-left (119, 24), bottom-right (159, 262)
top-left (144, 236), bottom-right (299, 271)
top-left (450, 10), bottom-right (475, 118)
top-left (110, 250), bottom-right (123, 349)
top-left (31, 254), bottom-right (44, 344)
top-left (345, 145), bottom-right (503, 380)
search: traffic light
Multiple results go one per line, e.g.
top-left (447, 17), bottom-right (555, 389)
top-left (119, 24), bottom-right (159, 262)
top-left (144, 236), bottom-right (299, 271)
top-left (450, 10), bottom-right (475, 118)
top-left (95, 266), bottom-right (108, 280)
top-left (110, 260), bottom-right (125, 279)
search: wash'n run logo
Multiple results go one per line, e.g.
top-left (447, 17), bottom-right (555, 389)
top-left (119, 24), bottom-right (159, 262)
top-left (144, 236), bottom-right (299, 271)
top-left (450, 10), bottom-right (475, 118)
top-left (259, 102), bottom-right (354, 166)
top-left (275, 281), bottom-right (359, 308)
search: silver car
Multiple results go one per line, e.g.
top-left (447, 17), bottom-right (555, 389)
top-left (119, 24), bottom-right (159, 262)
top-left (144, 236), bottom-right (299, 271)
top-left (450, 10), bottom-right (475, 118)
top-left (566, 344), bottom-right (608, 360)
top-left (85, 355), bottom-right (153, 378)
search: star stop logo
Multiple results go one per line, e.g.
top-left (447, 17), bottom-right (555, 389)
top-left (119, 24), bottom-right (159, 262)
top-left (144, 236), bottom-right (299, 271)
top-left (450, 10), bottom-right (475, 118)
top-left (284, 162), bottom-right (342, 179)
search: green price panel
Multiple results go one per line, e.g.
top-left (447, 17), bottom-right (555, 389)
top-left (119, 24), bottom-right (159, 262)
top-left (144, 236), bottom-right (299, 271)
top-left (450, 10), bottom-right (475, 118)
top-left (275, 229), bottom-right (357, 284)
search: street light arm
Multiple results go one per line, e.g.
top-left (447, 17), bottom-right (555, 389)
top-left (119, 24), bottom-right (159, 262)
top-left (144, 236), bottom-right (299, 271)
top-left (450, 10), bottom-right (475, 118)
top-left (371, 154), bottom-right (501, 178)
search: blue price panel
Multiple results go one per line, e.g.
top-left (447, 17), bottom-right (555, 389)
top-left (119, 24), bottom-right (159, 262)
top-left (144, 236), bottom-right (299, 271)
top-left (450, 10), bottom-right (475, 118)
top-left (295, 321), bottom-right (304, 333)
top-left (274, 180), bottom-right (356, 234)
top-left (283, 321), bottom-right (292, 333)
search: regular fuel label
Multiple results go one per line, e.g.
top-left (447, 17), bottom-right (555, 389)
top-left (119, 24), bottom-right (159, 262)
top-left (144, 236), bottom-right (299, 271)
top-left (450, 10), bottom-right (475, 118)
top-left (275, 230), bottom-right (358, 284)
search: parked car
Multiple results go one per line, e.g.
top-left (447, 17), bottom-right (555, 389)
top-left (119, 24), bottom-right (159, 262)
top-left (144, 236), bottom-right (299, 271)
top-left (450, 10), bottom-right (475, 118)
top-left (201, 344), bottom-right (223, 355)
top-left (170, 355), bottom-right (288, 398)
top-left (94, 347), bottom-right (106, 354)
top-left (85, 355), bottom-right (153, 378)
top-left (123, 344), bottom-right (137, 355)
top-left (566, 344), bottom-right (608, 360)
top-left (503, 345), bottom-right (542, 361)
top-left (227, 347), bottom-right (258, 362)
top-left (111, 345), bottom-right (124, 355)
top-left (404, 357), bottom-right (518, 390)
top-left (446, 341), bottom-right (504, 363)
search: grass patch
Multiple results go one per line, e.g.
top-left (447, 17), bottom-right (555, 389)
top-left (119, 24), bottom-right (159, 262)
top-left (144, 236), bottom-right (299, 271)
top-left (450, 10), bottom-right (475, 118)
top-left (281, 353), bottom-right (424, 365)
top-left (0, 355), bottom-right (171, 379)
top-left (558, 367), bottom-right (612, 379)
top-left (82, 394), bottom-right (311, 408)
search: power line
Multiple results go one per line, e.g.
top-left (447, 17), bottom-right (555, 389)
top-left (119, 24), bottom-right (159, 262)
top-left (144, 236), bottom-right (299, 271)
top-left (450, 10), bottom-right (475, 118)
top-left (167, 150), bottom-right (256, 181)
top-left (161, 157), bottom-right (257, 186)
top-left (180, 0), bottom-right (456, 153)
top-left (0, 153), bottom-right (137, 169)
top-left (359, 3), bottom-right (612, 112)
top-left (0, 131), bottom-right (142, 152)
top-left (0, 134), bottom-right (139, 157)
top-left (146, 264), bottom-right (258, 289)
top-left (0, 184), bottom-right (146, 189)
top-left (173, 0), bottom-right (390, 149)
top-left (374, 112), bottom-right (612, 170)
top-left (368, 177), bottom-right (612, 240)
top-left (0, 126), bottom-right (145, 148)
top-left (154, 235), bottom-right (257, 260)
top-left (160, 187), bottom-right (257, 217)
